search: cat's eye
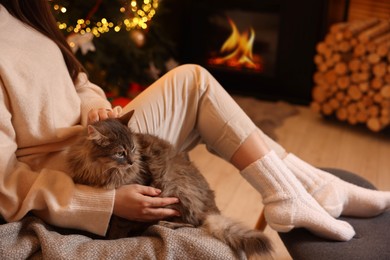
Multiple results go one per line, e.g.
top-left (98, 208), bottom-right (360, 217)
top-left (114, 150), bottom-right (126, 159)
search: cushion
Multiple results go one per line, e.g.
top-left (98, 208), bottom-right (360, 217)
top-left (278, 168), bottom-right (390, 260)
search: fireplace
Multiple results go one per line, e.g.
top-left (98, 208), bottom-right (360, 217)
top-left (168, 0), bottom-right (348, 104)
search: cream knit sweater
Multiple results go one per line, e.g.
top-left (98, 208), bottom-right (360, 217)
top-left (0, 5), bottom-right (115, 236)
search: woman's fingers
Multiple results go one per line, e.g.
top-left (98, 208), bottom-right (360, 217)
top-left (87, 107), bottom-right (122, 124)
top-left (135, 184), bottom-right (162, 196)
top-left (137, 207), bottom-right (181, 222)
top-left (143, 195), bottom-right (180, 208)
top-left (113, 184), bottom-right (181, 222)
top-left (135, 184), bottom-right (180, 208)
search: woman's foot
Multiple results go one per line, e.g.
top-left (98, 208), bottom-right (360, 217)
top-left (241, 151), bottom-right (355, 241)
top-left (284, 153), bottom-right (390, 218)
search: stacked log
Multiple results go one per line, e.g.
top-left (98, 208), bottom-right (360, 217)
top-left (311, 18), bottom-right (390, 132)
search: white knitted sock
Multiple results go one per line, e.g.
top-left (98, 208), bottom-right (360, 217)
top-left (284, 153), bottom-right (390, 218)
top-left (241, 151), bottom-right (355, 241)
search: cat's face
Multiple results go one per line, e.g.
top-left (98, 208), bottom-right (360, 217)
top-left (82, 118), bottom-right (143, 189)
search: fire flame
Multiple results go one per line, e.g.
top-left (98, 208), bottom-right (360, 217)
top-left (209, 17), bottom-right (263, 71)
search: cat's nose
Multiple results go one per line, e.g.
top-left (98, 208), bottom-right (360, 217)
top-left (127, 158), bottom-right (133, 165)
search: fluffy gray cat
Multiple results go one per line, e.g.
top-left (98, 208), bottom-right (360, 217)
top-left (66, 110), bottom-right (273, 259)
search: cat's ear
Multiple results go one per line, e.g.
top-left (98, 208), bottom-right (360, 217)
top-left (87, 125), bottom-right (109, 146)
top-left (117, 110), bottom-right (135, 126)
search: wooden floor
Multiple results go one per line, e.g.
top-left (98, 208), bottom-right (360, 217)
top-left (188, 104), bottom-right (390, 260)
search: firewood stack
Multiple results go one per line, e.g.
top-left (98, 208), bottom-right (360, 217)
top-left (311, 18), bottom-right (390, 132)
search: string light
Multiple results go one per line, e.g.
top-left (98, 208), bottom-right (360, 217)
top-left (53, 0), bottom-right (159, 37)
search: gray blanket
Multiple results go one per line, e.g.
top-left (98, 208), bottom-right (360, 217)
top-left (0, 216), bottom-right (244, 259)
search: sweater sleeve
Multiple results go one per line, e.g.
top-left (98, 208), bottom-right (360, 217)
top-left (0, 79), bottom-right (115, 236)
top-left (74, 72), bottom-right (112, 126)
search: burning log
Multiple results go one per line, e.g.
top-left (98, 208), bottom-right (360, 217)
top-left (208, 17), bottom-right (263, 72)
top-left (311, 19), bottom-right (390, 132)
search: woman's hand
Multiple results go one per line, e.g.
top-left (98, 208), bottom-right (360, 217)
top-left (87, 107), bottom-right (122, 124)
top-left (113, 184), bottom-right (180, 222)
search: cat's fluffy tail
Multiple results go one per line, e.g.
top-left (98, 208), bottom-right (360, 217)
top-left (202, 213), bottom-right (273, 259)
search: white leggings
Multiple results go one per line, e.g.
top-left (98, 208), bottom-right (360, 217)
top-left (122, 64), bottom-right (286, 162)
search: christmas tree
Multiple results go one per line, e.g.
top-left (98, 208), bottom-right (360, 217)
top-left (50, 0), bottom-right (179, 102)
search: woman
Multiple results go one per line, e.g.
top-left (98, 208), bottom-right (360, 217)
top-left (1, 0), bottom-right (389, 243)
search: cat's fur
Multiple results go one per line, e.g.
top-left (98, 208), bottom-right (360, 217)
top-left (66, 110), bottom-right (273, 258)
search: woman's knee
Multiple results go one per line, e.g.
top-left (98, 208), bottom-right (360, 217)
top-left (166, 64), bottom-right (214, 94)
top-left (172, 64), bottom-right (207, 76)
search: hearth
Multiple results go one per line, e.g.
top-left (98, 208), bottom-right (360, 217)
top-left (170, 0), bottom-right (348, 104)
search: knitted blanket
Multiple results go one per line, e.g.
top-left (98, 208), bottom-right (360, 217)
top-left (0, 216), bottom-right (244, 260)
